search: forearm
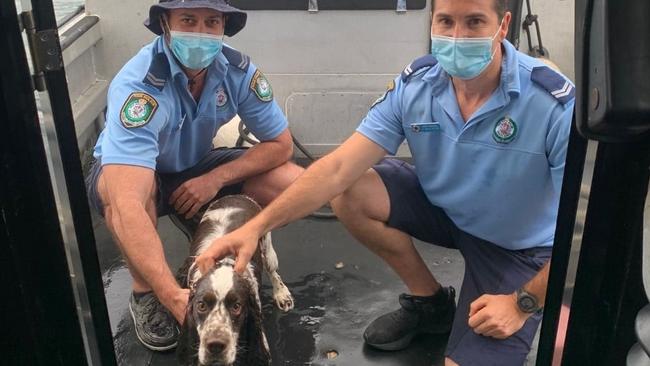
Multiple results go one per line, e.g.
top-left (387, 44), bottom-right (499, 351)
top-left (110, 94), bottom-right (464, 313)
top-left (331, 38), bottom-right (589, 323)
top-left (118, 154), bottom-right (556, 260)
top-left (246, 133), bottom-right (386, 234)
top-left (250, 155), bottom-right (351, 234)
top-left (107, 199), bottom-right (179, 296)
top-left (521, 260), bottom-right (550, 305)
top-left (252, 138), bottom-right (382, 232)
top-left (208, 140), bottom-right (292, 187)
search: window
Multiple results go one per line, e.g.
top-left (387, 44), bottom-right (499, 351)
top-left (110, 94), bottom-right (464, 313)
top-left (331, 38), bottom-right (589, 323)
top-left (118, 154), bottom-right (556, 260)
top-left (54, 0), bottom-right (85, 26)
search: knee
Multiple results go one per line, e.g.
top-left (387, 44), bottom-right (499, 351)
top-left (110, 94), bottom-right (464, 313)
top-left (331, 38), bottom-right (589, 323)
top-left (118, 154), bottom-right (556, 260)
top-left (330, 183), bottom-right (364, 218)
top-left (273, 161), bottom-right (304, 187)
top-left (331, 170), bottom-right (387, 222)
top-left (243, 162), bottom-right (303, 204)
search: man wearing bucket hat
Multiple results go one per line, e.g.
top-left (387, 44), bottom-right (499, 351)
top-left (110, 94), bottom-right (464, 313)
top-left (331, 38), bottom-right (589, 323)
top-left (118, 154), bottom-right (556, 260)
top-left (86, 0), bottom-right (302, 351)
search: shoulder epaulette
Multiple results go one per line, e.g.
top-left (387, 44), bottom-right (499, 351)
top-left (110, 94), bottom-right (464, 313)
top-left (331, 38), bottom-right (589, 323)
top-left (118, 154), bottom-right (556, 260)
top-left (223, 46), bottom-right (250, 72)
top-left (531, 66), bottom-right (575, 105)
top-left (401, 55), bottom-right (438, 82)
top-left (142, 52), bottom-right (170, 92)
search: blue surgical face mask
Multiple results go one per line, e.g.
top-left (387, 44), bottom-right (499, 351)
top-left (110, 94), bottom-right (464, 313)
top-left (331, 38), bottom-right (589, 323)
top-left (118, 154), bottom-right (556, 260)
top-left (430, 25), bottom-right (501, 80)
top-left (169, 30), bottom-right (223, 70)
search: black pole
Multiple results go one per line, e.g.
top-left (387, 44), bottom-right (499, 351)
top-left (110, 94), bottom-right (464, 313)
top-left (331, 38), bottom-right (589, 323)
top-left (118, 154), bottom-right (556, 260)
top-left (30, 0), bottom-right (117, 364)
top-left (535, 117), bottom-right (588, 366)
top-left (561, 142), bottom-right (649, 365)
top-left (0, 0), bottom-right (88, 364)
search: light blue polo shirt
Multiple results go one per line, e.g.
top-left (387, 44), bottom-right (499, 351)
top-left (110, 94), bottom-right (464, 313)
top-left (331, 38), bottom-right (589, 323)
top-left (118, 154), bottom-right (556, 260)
top-left (357, 40), bottom-right (574, 250)
top-left (94, 36), bottom-right (287, 173)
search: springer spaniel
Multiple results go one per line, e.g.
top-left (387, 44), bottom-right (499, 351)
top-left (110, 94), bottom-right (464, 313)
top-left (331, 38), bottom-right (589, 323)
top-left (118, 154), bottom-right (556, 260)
top-left (176, 195), bottom-right (294, 366)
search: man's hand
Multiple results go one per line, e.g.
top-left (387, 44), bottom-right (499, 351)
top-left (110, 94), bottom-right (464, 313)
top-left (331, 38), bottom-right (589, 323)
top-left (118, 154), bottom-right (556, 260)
top-left (170, 174), bottom-right (222, 218)
top-left (195, 224), bottom-right (262, 275)
top-left (467, 293), bottom-right (532, 339)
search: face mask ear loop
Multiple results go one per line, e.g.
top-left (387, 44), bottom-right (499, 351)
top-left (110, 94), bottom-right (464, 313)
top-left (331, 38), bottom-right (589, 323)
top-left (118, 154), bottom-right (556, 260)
top-left (488, 18), bottom-right (506, 59)
top-left (492, 18), bottom-right (506, 42)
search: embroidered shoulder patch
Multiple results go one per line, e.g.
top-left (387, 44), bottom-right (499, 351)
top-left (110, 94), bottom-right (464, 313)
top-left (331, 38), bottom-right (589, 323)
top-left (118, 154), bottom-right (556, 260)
top-left (531, 66), bottom-right (575, 105)
top-left (371, 79), bottom-right (396, 109)
top-left (250, 70), bottom-right (273, 102)
top-left (120, 92), bottom-right (159, 129)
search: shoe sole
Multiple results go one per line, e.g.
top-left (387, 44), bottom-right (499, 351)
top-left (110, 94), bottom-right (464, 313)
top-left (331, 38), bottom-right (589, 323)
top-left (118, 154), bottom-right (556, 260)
top-left (128, 301), bottom-right (178, 352)
top-left (364, 325), bottom-right (452, 351)
top-left (365, 333), bottom-right (416, 351)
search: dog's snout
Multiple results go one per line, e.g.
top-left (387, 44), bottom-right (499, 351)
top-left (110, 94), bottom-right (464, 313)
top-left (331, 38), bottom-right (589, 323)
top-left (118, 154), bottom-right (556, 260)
top-left (206, 338), bottom-right (227, 354)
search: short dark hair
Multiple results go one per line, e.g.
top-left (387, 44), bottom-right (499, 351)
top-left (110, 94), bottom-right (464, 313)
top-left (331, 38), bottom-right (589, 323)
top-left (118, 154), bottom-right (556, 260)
top-left (432, 0), bottom-right (508, 20)
top-left (494, 0), bottom-right (508, 19)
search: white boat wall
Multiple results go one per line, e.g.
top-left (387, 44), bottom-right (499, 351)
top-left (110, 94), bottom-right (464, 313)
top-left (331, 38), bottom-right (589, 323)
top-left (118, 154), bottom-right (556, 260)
top-left (58, 0), bottom-right (574, 169)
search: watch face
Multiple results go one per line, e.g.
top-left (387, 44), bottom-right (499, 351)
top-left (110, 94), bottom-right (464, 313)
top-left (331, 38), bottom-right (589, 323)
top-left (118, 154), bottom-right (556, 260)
top-left (517, 292), bottom-right (539, 313)
top-left (520, 297), bottom-right (535, 309)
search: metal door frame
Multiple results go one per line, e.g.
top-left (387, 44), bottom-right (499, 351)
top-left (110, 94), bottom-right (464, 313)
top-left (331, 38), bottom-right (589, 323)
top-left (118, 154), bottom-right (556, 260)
top-left (1, 0), bottom-right (116, 364)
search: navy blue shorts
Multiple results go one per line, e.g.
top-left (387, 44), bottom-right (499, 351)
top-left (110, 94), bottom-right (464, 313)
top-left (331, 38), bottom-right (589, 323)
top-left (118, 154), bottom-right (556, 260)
top-left (86, 147), bottom-right (247, 217)
top-left (373, 158), bottom-right (552, 366)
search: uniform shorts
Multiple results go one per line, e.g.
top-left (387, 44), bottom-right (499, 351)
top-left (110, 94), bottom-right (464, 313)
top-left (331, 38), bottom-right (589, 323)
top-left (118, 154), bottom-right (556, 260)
top-left (86, 147), bottom-right (247, 217)
top-left (373, 158), bottom-right (552, 366)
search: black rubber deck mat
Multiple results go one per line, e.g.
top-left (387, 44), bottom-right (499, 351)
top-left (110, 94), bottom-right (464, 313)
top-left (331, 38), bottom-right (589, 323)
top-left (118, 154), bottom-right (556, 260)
top-left (94, 213), bottom-right (502, 365)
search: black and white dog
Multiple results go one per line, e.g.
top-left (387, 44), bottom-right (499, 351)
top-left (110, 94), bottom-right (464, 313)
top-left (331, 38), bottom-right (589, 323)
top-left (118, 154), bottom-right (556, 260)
top-left (176, 195), bottom-right (294, 366)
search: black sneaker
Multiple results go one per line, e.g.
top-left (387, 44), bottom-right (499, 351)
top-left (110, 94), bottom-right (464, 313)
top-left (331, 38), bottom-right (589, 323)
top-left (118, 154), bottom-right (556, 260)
top-left (128, 291), bottom-right (180, 351)
top-left (363, 286), bottom-right (456, 351)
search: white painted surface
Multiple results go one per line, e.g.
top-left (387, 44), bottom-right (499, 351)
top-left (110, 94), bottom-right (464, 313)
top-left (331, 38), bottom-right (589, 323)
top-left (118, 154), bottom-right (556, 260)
top-left (526, 0), bottom-right (575, 80)
top-left (82, 0), bottom-right (575, 157)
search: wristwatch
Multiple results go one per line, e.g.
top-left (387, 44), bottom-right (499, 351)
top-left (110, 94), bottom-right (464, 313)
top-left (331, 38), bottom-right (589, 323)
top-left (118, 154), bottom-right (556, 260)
top-left (516, 288), bottom-right (542, 313)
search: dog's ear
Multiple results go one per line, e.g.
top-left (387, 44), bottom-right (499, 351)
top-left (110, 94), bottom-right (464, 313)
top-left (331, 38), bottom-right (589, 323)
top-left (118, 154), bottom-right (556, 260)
top-left (175, 256), bottom-right (193, 288)
top-left (176, 296), bottom-right (199, 366)
top-left (237, 286), bottom-right (271, 366)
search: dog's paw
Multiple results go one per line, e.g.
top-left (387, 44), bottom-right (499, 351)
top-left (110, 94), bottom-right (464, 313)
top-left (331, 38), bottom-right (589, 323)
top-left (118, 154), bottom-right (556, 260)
top-left (273, 284), bottom-right (294, 312)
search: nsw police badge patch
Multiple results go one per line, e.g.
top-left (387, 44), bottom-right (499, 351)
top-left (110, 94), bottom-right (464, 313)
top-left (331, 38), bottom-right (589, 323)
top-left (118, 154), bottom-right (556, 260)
top-left (120, 92), bottom-right (158, 129)
top-left (493, 116), bottom-right (518, 144)
top-left (216, 87), bottom-right (228, 108)
top-left (250, 70), bottom-right (273, 102)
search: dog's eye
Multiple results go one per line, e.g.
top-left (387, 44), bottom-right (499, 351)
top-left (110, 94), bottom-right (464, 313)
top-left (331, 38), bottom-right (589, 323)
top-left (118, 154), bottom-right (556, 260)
top-left (230, 302), bottom-right (242, 316)
top-left (196, 301), bottom-right (209, 313)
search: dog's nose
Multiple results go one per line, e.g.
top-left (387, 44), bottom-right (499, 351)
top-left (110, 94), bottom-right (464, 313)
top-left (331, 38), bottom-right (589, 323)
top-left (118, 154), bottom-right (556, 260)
top-left (206, 339), bottom-right (226, 354)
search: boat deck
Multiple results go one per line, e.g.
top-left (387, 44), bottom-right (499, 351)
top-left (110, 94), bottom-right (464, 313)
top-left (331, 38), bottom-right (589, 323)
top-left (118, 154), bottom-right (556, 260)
top-left (94, 210), bottom-right (538, 365)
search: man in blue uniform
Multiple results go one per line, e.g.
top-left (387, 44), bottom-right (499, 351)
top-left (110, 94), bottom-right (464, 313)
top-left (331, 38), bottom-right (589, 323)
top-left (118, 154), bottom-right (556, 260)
top-left (85, 0), bottom-right (302, 351)
top-left (196, 0), bottom-right (574, 364)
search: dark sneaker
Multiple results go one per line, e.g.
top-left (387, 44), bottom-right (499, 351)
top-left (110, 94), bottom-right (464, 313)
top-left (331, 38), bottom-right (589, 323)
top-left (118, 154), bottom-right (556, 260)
top-left (363, 286), bottom-right (456, 351)
top-left (128, 291), bottom-right (180, 351)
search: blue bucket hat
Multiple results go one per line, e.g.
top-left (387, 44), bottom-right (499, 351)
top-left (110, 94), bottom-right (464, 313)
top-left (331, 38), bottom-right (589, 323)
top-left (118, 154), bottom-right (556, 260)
top-left (144, 0), bottom-right (247, 37)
